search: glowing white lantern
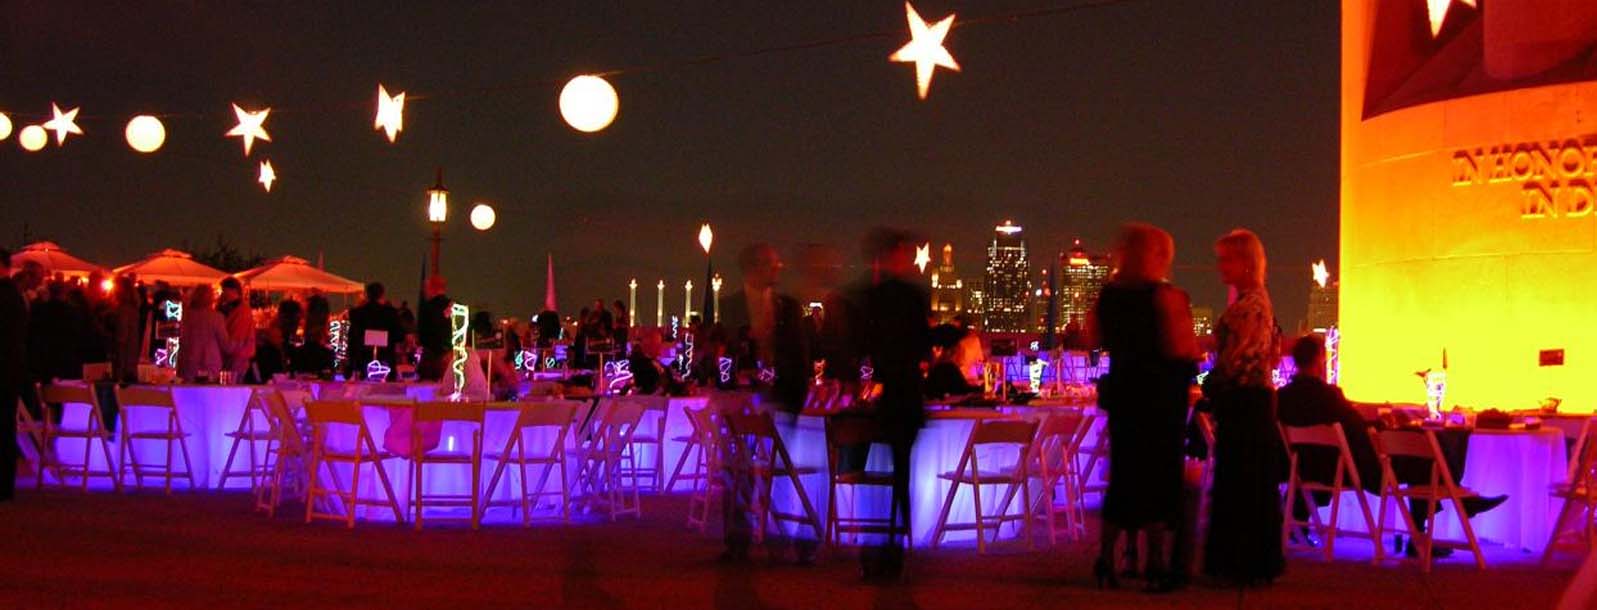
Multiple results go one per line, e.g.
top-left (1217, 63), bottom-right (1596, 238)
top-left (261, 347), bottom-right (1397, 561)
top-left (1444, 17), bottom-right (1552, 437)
top-left (0, 112), bottom-right (11, 141)
top-left (125, 115), bottom-right (166, 153)
top-left (558, 75), bottom-right (619, 133)
top-left (19, 125), bottom-right (47, 152)
top-left (469, 203), bottom-right (496, 231)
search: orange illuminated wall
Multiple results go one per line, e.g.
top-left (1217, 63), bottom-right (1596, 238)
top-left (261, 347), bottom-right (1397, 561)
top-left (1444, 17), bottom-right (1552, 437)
top-left (1341, 0), bottom-right (1597, 412)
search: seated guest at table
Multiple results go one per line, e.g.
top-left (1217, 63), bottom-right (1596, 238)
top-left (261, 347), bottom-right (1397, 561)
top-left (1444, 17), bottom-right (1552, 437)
top-left (627, 328), bottom-right (674, 395)
top-left (254, 326), bottom-right (289, 383)
top-left (925, 323), bottom-right (978, 399)
top-left (177, 287), bottom-right (231, 383)
top-left (1278, 334), bottom-right (1506, 556)
top-left (218, 278), bottom-right (255, 382)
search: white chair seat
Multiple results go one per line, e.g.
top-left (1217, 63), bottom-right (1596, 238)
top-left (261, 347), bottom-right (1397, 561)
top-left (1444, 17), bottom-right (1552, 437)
top-left (123, 429), bottom-right (192, 440)
top-left (939, 470), bottom-right (1018, 484)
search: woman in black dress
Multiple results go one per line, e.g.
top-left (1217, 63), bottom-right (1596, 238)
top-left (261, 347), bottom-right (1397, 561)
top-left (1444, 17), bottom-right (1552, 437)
top-left (1089, 223), bottom-right (1200, 592)
top-left (1202, 228), bottom-right (1285, 585)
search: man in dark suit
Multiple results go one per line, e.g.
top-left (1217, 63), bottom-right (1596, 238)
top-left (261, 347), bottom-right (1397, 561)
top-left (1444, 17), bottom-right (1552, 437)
top-left (714, 243), bottom-right (813, 563)
top-left (0, 249), bottom-right (31, 501)
top-left (1278, 334), bottom-right (1503, 557)
top-left (853, 228), bottom-right (931, 581)
top-left (346, 282), bottom-right (404, 378)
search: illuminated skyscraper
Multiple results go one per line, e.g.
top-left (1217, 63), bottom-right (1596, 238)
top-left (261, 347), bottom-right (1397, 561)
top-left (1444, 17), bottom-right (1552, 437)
top-left (1059, 240), bottom-right (1111, 331)
top-left (1307, 279), bottom-right (1339, 333)
top-left (930, 244), bottom-right (967, 324)
top-left (1191, 306), bottom-right (1215, 339)
top-left (983, 221), bottom-right (1031, 333)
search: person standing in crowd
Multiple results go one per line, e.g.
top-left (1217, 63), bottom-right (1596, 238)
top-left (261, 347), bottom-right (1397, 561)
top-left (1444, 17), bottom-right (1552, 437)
top-left (416, 276), bottom-right (452, 381)
top-left (534, 307), bottom-right (561, 347)
top-left (346, 282), bottom-right (403, 377)
top-left (854, 227), bottom-right (931, 581)
top-left (715, 243), bottom-right (812, 564)
top-left (111, 276), bottom-right (143, 384)
top-left (1088, 223), bottom-right (1200, 592)
top-left (275, 297), bottom-right (303, 346)
top-left (0, 250), bottom-right (30, 501)
top-left (396, 300), bottom-right (416, 339)
top-left (217, 278), bottom-right (255, 382)
top-left (27, 281), bottom-right (78, 393)
top-left (177, 286), bottom-right (231, 383)
top-left (1202, 229), bottom-right (1285, 586)
top-left (611, 299), bottom-right (630, 349)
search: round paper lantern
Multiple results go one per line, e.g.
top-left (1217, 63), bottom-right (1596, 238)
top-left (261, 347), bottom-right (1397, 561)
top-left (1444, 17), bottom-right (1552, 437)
top-left (0, 112), bottom-right (11, 141)
top-left (470, 203), bottom-right (496, 231)
top-left (558, 75), bottom-right (619, 133)
top-left (19, 125), bottom-right (47, 151)
top-left (125, 115), bottom-right (166, 153)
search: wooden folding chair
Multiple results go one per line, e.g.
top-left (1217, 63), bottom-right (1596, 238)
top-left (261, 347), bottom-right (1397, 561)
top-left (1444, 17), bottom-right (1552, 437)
top-left (218, 388), bottom-right (278, 490)
top-left (568, 398), bottom-right (645, 520)
top-left (409, 401), bottom-right (487, 530)
top-left (484, 400), bottom-right (580, 525)
top-left (824, 415), bottom-right (898, 546)
top-left (37, 383), bottom-right (121, 492)
top-left (303, 400), bottom-right (404, 528)
top-left (931, 418), bottom-right (1040, 553)
top-left (1544, 416), bottom-right (1597, 564)
top-left (15, 391), bottom-right (52, 485)
top-left (684, 406), bottom-right (726, 533)
top-left (1016, 410), bottom-right (1090, 545)
top-left (1075, 412), bottom-right (1109, 501)
top-left (666, 405), bottom-right (709, 494)
top-left (114, 385), bottom-right (198, 494)
top-left (723, 409), bottom-right (825, 545)
top-left (620, 395), bottom-right (670, 493)
top-left (1369, 428), bottom-right (1486, 572)
top-left (1280, 422), bottom-right (1381, 561)
top-left (254, 389), bottom-right (307, 518)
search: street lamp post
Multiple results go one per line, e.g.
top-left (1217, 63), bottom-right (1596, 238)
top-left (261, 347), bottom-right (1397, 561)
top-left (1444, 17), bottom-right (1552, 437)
top-left (698, 224), bottom-right (714, 324)
top-left (655, 280), bottom-right (665, 327)
top-left (426, 168), bottom-right (449, 278)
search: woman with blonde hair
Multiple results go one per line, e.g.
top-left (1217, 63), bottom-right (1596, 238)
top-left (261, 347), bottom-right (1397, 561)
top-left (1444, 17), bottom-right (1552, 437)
top-left (1088, 223), bottom-right (1200, 592)
top-left (1201, 228), bottom-right (1285, 585)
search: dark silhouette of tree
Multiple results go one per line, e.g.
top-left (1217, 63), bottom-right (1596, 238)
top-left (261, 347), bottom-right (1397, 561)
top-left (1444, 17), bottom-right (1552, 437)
top-left (187, 235), bottom-right (265, 273)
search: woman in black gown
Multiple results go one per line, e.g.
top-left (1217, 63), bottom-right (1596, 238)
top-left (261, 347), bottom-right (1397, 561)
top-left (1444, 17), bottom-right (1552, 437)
top-left (1202, 228), bottom-right (1285, 585)
top-left (1089, 223), bottom-right (1200, 592)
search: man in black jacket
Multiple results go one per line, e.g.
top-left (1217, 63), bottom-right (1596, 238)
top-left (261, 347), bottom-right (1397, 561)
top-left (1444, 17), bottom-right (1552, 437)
top-left (346, 282), bottom-right (403, 378)
top-left (714, 243), bottom-right (814, 563)
top-left (1278, 334), bottom-right (1503, 557)
top-left (0, 249), bottom-right (31, 501)
top-left (854, 228), bottom-right (931, 580)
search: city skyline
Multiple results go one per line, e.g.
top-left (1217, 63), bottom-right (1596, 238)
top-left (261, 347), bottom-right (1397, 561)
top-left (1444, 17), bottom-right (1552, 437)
top-left (3, 1), bottom-right (1339, 327)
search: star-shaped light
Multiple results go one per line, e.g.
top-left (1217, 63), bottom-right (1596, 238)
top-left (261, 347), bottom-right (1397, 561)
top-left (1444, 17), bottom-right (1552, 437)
top-left (1426, 0), bottom-right (1478, 37)
top-left (257, 160), bottom-right (276, 192)
top-left (890, 2), bottom-right (960, 100)
top-left (374, 84), bottom-right (405, 143)
top-left (43, 103), bottom-right (83, 145)
top-left (226, 104), bottom-right (271, 156)
top-left (1311, 259), bottom-right (1330, 288)
top-left (915, 242), bottom-right (931, 273)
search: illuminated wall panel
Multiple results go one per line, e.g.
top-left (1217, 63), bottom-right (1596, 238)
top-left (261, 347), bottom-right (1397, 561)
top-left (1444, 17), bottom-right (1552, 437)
top-left (1341, 0), bottom-right (1597, 411)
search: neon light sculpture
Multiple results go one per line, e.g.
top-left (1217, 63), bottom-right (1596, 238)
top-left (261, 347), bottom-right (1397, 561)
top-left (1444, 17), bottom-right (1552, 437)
top-left (605, 360), bottom-right (634, 393)
top-left (157, 301), bottom-right (183, 368)
top-left (717, 357), bottom-right (734, 385)
top-left (1028, 358), bottom-right (1048, 392)
top-left (450, 303), bottom-right (469, 395)
top-left (328, 319), bottom-right (348, 372)
top-left (365, 360), bottom-right (392, 382)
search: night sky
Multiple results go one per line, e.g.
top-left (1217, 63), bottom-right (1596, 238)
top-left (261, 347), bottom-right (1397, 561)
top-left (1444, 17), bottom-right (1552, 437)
top-left (2, 0), bottom-right (1340, 328)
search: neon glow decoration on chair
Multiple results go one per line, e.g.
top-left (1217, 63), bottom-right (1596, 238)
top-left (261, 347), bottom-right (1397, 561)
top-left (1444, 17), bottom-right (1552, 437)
top-left (450, 303), bottom-right (470, 395)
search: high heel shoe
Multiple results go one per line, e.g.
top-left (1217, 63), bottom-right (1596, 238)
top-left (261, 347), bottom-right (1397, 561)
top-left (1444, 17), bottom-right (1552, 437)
top-left (1093, 557), bottom-right (1120, 590)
